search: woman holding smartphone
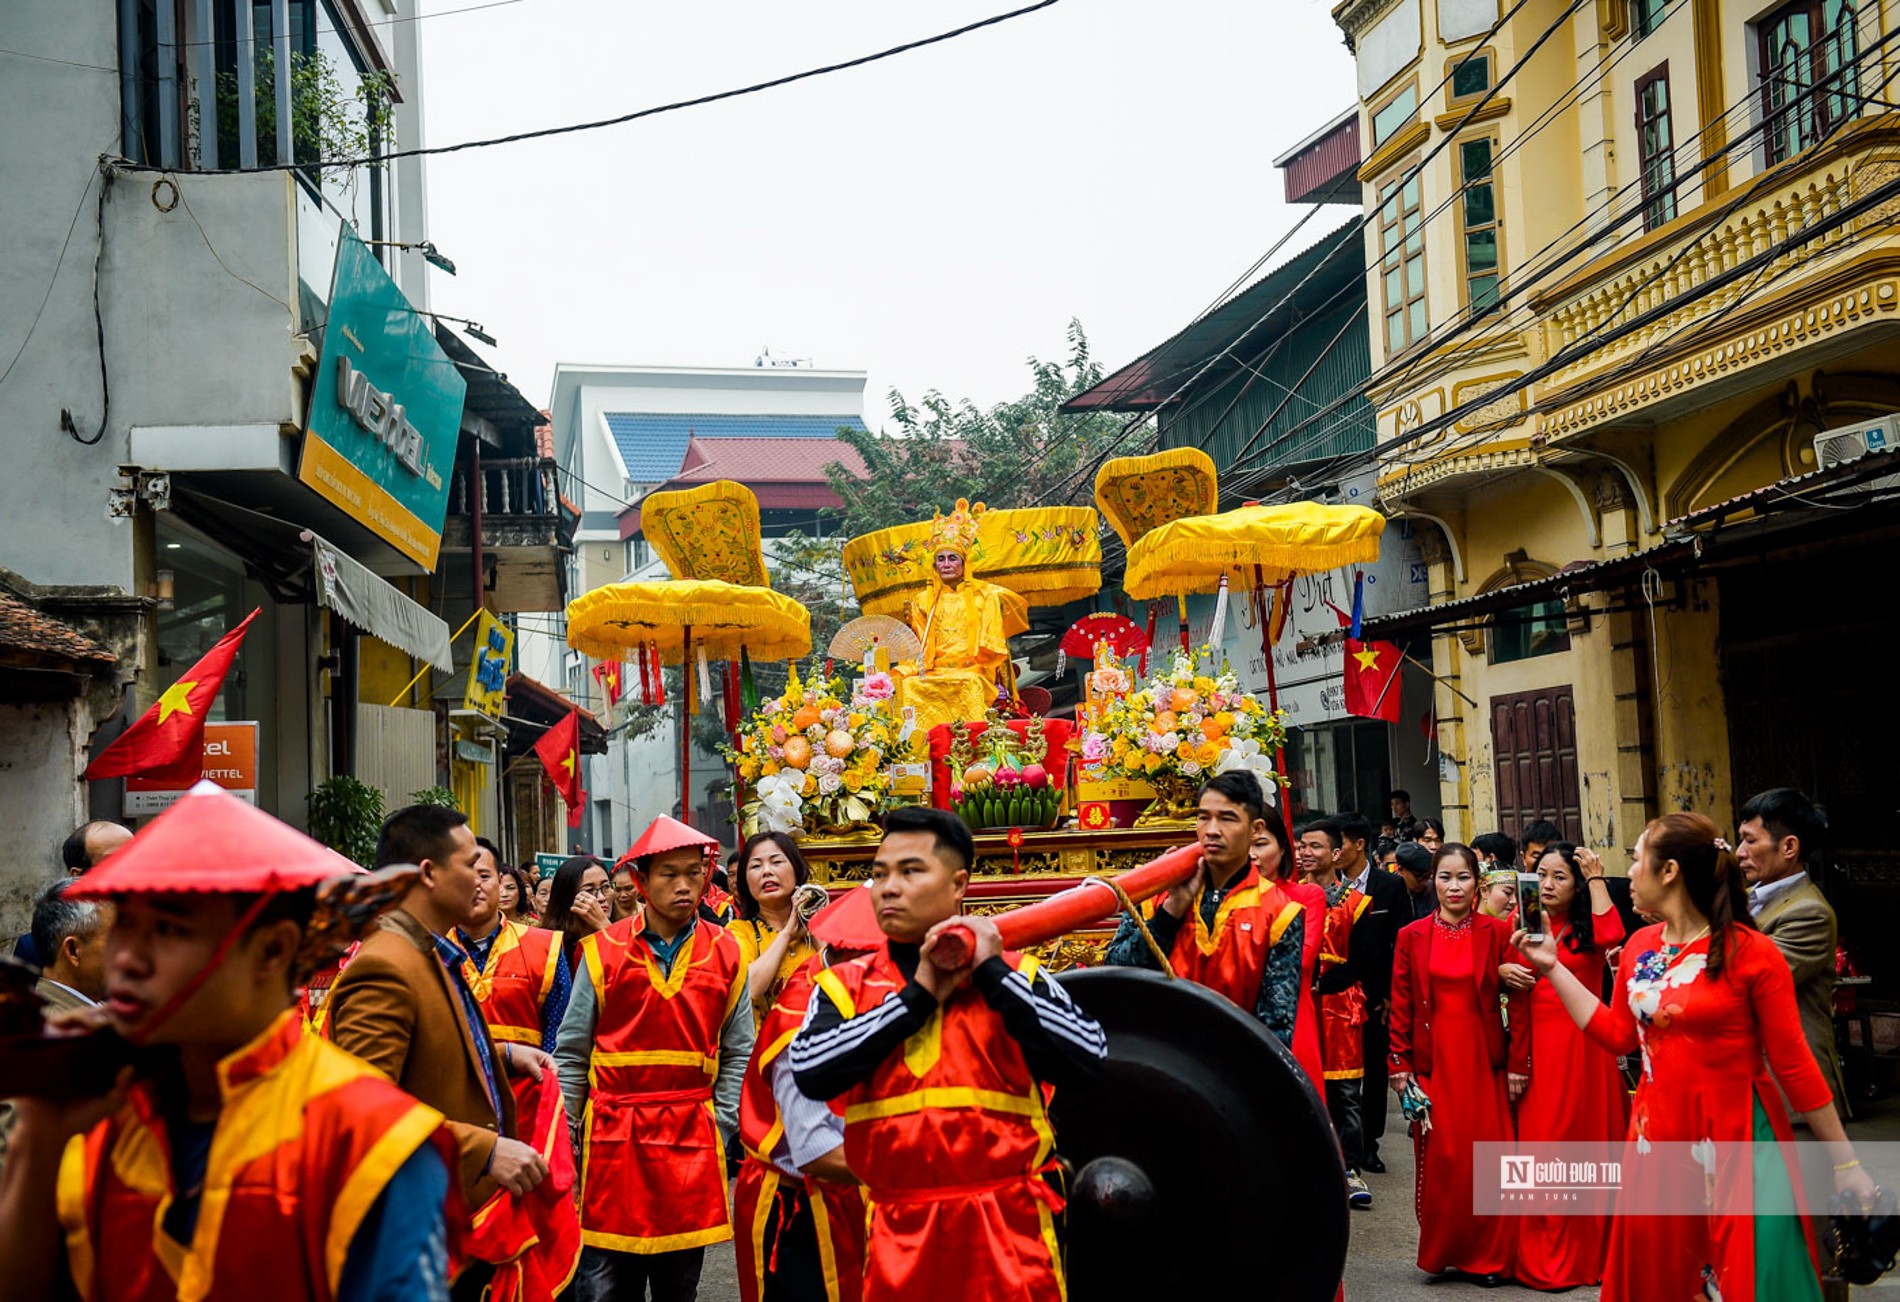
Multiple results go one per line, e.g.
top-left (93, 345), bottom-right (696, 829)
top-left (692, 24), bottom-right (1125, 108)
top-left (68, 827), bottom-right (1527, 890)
top-left (1516, 813), bottom-right (1873, 1302)
top-left (1506, 842), bottom-right (1627, 1291)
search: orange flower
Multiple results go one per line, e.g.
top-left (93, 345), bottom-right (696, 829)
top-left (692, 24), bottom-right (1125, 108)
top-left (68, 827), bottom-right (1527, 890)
top-left (1150, 711), bottom-right (1179, 735)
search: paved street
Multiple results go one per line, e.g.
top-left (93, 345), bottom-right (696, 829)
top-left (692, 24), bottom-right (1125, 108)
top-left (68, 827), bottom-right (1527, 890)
top-left (694, 1087), bottom-right (1900, 1300)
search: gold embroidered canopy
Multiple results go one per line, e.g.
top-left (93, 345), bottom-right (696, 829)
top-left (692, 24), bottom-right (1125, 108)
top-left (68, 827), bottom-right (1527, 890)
top-left (566, 579), bottom-right (810, 663)
top-left (638, 480), bottom-right (769, 586)
top-left (841, 505), bottom-right (1102, 621)
top-left (1093, 448), bottom-right (1219, 550)
top-left (1122, 502), bottom-right (1387, 600)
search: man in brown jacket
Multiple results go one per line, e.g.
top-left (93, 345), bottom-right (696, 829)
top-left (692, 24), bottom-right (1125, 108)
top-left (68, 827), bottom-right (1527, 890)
top-left (328, 804), bottom-right (553, 1208)
top-left (1739, 787), bottom-right (1849, 1115)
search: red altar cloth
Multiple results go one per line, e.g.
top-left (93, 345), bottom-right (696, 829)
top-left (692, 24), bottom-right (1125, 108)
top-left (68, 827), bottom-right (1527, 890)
top-left (926, 719), bottom-right (1074, 809)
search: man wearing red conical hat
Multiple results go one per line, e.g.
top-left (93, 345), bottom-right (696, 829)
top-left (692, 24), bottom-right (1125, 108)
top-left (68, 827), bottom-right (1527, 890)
top-left (893, 499), bottom-right (1026, 732)
top-left (732, 885), bottom-right (874, 1302)
top-left (554, 814), bottom-right (755, 1302)
top-left (0, 782), bottom-right (462, 1302)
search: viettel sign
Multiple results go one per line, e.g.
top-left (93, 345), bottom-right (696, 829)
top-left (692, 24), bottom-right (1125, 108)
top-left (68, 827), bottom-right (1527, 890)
top-left (299, 226), bottom-right (466, 570)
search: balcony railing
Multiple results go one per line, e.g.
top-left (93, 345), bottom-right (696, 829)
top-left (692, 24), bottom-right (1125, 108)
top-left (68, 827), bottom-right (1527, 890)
top-left (1535, 120), bottom-right (1900, 400)
top-left (444, 457), bottom-right (571, 552)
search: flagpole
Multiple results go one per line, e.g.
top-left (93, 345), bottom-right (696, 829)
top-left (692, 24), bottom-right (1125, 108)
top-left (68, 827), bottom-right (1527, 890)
top-left (386, 609), bottom-right (485, 708)
top-left (1401, 651), bottom-right (1479, 709)
top-left (681, 627), bottom-right (693, 828)
top-left (1255, 566), bottom-right (1296, 846)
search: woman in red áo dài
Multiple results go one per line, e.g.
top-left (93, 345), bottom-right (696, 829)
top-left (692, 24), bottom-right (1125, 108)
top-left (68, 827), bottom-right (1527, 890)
top-left (1518, 812), bottom-right (1875, 1302)
top-left (1389, 842), bottom-right (1521, 1287)
top-left (1504, 841), bottom-right (1626, 1291)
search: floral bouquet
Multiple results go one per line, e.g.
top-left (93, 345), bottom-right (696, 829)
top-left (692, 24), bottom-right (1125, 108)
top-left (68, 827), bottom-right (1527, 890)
top-left (725, 663), bottom-right (897, 835)
top-left (1079, 646), bottom-right (1288, 814)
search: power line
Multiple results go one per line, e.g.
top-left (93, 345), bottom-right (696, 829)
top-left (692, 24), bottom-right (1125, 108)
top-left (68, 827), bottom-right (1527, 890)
top-left (1225, 22), bottom-right (1900, 497)
top-left (1039, 0), bottom-right (1592, 510)
top-left (126, 0), bottom-right (1061, 174)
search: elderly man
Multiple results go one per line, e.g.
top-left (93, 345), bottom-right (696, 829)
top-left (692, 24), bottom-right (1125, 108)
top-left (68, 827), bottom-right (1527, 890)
top-left (12, 822), bottom-right (133, 968)
top-left (1738, 787), bottom-right (1848, 1115)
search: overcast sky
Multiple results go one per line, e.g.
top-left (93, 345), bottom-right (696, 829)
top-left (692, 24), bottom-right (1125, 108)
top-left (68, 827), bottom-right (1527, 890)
top-left (417, 0), bottom-right (1359, 422)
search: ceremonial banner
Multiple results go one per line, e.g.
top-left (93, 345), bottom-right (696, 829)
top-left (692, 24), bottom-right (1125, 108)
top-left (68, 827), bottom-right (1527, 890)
top-left (464, 610), bottom-right (514, 720)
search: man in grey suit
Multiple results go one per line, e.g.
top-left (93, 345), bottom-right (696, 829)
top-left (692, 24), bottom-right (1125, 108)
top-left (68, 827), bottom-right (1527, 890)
top-left (1738, 787), bottom-right (1848, 1115)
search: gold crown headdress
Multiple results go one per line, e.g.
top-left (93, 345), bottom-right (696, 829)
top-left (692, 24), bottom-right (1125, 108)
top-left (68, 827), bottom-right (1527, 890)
top-left (928, 498), bottom-right (985, 557)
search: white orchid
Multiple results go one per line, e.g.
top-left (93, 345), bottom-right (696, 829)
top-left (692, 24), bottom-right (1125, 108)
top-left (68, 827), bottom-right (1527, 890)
top-left (754, 772), bottom-right (805, 835)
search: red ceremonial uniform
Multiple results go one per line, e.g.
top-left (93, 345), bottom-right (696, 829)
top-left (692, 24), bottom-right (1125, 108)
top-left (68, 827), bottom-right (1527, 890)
top-left (576, 917), bottom-right (746, 1253)
top-left (1584, 925), bottom-right (1832, 1302)
top-left (55, 1009), bottom-right (456, 1302)
top-left (1318, 886), bottom-right (1369, 1079)
top-left (1279, 877), bottom-right (1328, 1089)
top-left (466, 919), bottom-right (563, 1046)
top-left (1140, 865), bottom-right (1304, 1015)
top-left (814, 947), bottom-right (1064, 1302)
top-left (469, 1069), bottom-right (583, 1302)
top-left (734, 968), bottom-right (866, 1302)
top-left (1507, 908), bottom-right (1627, 1291)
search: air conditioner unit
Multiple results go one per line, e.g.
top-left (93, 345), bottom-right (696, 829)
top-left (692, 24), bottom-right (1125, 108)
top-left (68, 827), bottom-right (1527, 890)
top-left (1814, 415), bottom-right (1900, 471)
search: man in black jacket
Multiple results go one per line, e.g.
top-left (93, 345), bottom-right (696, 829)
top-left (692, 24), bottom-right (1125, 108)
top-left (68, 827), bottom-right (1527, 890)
top-left (1332, 811), bottom-right (1408, 1174)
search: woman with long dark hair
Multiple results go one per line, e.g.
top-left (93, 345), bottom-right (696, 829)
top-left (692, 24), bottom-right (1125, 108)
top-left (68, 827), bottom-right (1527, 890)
top-left (728, 831), bottom-right (818, 1028)
top-left (1518, 812), bottom-right (1874, 1302)
top-left (495, 862), bottom-right (536, 923)
top-left (1250, 815), bottom-right (1326, 1092)
top-left (1507, 841), bottom-right (1627, 1290)
top-left (542, 854), bottom-right (612, 967)
top-left (1390, 842), bottom-right (1520, 1286)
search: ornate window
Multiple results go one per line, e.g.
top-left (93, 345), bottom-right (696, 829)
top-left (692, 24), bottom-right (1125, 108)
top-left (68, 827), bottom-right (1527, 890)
top-left (1631, 0), bottom-right (1666, 38)
top-left (1758, 0), bottom-right (1862, 167)
top-left (1635, 64), bottom-right (1677, 231)
top-left (1458, 137), bottom-right (1501, 312)
top-left (1379, 173), bottom-right (1429, 354)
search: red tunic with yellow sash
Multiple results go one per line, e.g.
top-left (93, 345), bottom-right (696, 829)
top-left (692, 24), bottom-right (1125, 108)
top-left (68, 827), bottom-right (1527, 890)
top-left (815, 947), bottom-right (1064, 1302)
top-left (1318, 885), bottom-right (1370, 1079)
top-left (577, 917), bottom-right (745, 1254)
top-left (734, 967), bottom-right (866, 1302)
top-left (56, 1009), bottom-right (456, 1302)
top-left (467, 919), bottom-right (563, 1047)
top-left (1141, 865), bottom-right (1305, 1017)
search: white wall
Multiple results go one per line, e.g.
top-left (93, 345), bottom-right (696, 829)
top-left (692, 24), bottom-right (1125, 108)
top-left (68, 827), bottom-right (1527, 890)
top-left (0, 0), bottom-right (134, 590)
top-left (0, 700), bottom-right (91, 935)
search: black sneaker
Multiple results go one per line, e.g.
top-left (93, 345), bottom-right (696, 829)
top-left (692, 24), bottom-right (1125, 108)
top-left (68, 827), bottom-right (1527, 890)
top-left (1362, 1153), bottom-right (1387, 1174)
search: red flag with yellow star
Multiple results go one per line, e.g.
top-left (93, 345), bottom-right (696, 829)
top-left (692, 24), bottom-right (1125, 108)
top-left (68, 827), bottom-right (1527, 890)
top-left (85, 608), bottom-right (260, 784)
top-left (1339, 571), bottom-right (1402, 722)
top-left (532, 708), bottom-right (584, 827)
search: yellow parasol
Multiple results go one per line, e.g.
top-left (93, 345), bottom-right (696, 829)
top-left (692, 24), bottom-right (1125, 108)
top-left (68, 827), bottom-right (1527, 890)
top-left (1123, 502), bottom-right (1387, 600)
top-left (1123, 500), bottom-right (1386, 843)
top-left (637, 480), bottom-right (769, 586)
top-left (567, 579), bottom-right (810, 827)
top-left (841, 504), bottom-right (1100, 623)
top-left (1093, 447), bottom-right (1218, 550)
top-left (567, 579), bottom-right (809, 664)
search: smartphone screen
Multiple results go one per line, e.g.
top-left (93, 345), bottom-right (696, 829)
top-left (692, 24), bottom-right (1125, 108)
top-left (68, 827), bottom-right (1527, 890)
top-left (1517, 872), bottom-right (1545, 939)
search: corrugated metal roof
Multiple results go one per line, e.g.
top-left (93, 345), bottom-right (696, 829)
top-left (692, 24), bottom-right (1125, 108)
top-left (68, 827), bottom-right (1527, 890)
top-left (1061, 221), bottom-right (1365, 414)
top-left (1279, 113), bottom-right (1362, 206)
top-left (605, 412), bottom-right (868, 483)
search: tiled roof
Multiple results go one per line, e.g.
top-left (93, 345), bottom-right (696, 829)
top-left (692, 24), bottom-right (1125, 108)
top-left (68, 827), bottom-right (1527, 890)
top-left (605, 412), bottom-right (868, 483)
top-left (670, 436), bottom-right (866, 484)
top-left (535, 409), bottom-right (553, 459)
top-left (0, 592), bottom-right (116, 666)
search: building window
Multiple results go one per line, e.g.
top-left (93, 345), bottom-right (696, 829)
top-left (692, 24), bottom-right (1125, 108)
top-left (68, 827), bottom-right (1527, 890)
top-left (1373, 83), bottom-right (1420, 146)
top-left (1489, 599), bottom-right (1571, 664)
top-left (1635, 65), bottom-right (1678, 231)
top-left (1758, 0), bottom-right (1862, 167)
top-left (1379, 173), bottom-right (1429, 354)
top-left (1449, 50), bottom-right (1493, 100)
top-left (1631, 0), bottom-right (1666, 37)
top-left (1458, 138), bottom-right (1500, 312)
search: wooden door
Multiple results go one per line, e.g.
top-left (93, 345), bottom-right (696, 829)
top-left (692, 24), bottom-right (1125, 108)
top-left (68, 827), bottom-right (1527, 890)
top-left (1491, 686), bottom-right (1583, 841)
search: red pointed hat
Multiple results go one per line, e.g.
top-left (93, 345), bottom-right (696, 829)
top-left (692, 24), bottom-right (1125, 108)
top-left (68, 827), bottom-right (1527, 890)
top-left (69, 780), bottom-right (362, 898)
top-left (617, 814), bottom-right (718, 869)
top-left (807, 881), bottom-right (884, 951)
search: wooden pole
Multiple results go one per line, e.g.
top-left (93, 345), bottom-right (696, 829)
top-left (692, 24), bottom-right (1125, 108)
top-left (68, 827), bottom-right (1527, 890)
top-left (1256, 567), bottom-right (1297, 847)
top-left (681, 627), bottom-right (693, 827)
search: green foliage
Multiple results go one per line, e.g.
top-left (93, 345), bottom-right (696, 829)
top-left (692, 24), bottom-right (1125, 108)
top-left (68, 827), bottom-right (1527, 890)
top-left (204, 48), bottom-right (395, 189)
top-left (409, 785), bottom-right (459, 809)
top-left (307, 775), bottom-right (386, 868)
top-left (823, 320), bottom-right (1128, 539)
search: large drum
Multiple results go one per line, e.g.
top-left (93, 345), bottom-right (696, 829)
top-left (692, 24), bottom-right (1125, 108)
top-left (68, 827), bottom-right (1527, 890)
top-left (1054, 967), bottom-right (1350, 1301)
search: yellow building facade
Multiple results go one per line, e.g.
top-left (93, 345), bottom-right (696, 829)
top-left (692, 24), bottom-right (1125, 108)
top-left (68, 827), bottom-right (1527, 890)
top-left (1333, 0), bottom-right (1900, 866)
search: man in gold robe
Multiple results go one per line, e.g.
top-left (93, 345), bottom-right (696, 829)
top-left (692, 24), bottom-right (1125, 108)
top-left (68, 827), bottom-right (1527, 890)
top-left (897, 499), bottom-right (1021, 732)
